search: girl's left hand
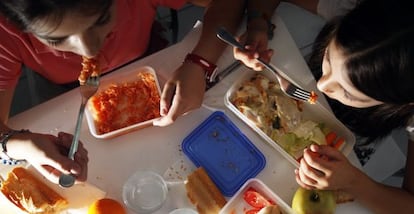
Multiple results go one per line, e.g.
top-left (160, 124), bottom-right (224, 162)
top-left (295, 144), bottom-right (360, 191)
top-left (154, 62), bottom-right (205, 126)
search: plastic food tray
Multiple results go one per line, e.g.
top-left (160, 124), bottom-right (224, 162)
top-left (219, 178), bottom-right (293, 214)
top-left (0, 166), bottom-right (106, 214)
top-left (85, 66), bottom-right (161, 139)
top-left (224, 68), bottom-right (355, 167)
top-left (182, 111), bottom-right (266, 197)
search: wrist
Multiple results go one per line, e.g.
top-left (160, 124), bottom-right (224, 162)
top-left (184, 53), bottom-right (218, 84)
top-left (247, 10), bottom-right (276, 39)
top-left (345, 167), bottom-right (374, 197)
top-left (0, 129), bottom-right (30, 165)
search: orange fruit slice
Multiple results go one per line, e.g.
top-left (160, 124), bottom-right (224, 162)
top-left (88, 198), bottom-right (126, 214)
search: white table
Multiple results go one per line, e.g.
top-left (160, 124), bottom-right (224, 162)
top-left (6, 15), bottom-right (372, 213)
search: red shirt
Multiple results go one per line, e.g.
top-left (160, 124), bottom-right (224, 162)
top-left (0, 0), bottom-right (186, 89)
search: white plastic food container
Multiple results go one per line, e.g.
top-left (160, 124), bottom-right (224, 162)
top-left (219, 178), bottom-right (293, 214)
top-left (85, 66), bottom-right (161, 139)
top-left (225, 68), bottom-right (356, 167)
top-left (0, 165), bottom-right (106, 214)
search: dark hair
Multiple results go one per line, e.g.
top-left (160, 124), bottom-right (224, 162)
top-left (309, 0), bottom-right (414, 144)
top-left (0, 0), bottom-right (112, 31)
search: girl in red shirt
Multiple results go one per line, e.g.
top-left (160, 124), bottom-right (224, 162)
top-left (0, 0), bottom-right (244, 184)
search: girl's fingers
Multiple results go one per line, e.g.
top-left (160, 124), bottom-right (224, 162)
top-left (159, 81), bottom-right (176, 117)
top-left (295, 169), bottom-right (315, 190)
top-left (311, 144), bottom-right (345, 161)
top-left (31, 164), bottom-right (60, 184)
top-left (298, 158), bottom-right (319, 186)
top-left (303, 148), bottom-right (329, 174)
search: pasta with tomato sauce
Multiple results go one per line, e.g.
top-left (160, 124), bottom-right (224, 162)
top-left (78, 56), bottom-right (100, 85)
top-left (88, 71), bottom-right (161, 135)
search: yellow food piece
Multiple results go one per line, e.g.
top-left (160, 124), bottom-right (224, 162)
top-left (0, 167), bottom-right (68, 214)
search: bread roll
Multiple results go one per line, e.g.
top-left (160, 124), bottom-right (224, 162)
top-left (185, 167), bottom-right (227, 214)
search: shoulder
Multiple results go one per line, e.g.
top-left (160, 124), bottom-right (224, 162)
top-left (406, 115), bottom-right (414, 141)
top-left (0, 15), bottom-right (26, 58)
top-left (317, 0), bottom-right (359, 20)
top-left (0, 14), bottom-right (21, 36)
top-left (143, 0), bottom-right (187, 9)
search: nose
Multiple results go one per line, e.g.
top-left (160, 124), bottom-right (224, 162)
top-left (316, 73), bottom-right (338, 94)
top-left (69, 32), bottom-right (102, 58)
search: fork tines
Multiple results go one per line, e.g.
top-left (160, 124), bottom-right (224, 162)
top-left (285, 84), bottom-right (311, 102)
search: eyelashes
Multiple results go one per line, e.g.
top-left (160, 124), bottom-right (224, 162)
top-left (43, 10), bottom-right (111, 47)
top-left (343, 88), bottom-right (356, 102)
top-left (324, 48), bottom-right (330, 63)
top-left (94, 12), bottom-right (111, 26)
top-left (46, 39), bottom-right (64, 47)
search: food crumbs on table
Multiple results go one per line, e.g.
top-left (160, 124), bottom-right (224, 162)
top-left (222, 161), bottom-right (239, 174)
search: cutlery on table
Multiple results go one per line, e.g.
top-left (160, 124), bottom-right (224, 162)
top-left (59, 75), bottom-right (100, 188)
top-left (216, 27), bottom-right (317, 104)
top-left (206, 60), bottom-right (242, 90)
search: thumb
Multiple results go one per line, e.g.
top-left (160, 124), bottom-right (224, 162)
top-left (30, 158), bottom-right (81, 184)
top-left (159, 82), bottom-right (175, 116)
top-left (45, 153), bottom-right (82, 175)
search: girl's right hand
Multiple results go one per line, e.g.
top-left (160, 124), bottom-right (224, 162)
top-left (8, 131), bottom-right (88, 184)
top-left (233, 27), bottom-right (273, 71)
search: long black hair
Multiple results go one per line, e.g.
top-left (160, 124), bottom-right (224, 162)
top-left (309, 0), bottom-right (414, 144)
top-left (0, 0), bottom-right (112, 32)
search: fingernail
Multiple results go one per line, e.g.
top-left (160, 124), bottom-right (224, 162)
top-left (160, 107), bottom-right (168, 116)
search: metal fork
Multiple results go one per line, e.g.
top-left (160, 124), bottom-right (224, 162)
top-left (59, 75), bottom-right (100, 188)
top-left (216, 27), bottom-right (315, 103)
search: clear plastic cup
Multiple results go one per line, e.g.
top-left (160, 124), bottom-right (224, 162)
top-left (122, 170), bottom-right (168, 213)
top-left (169, 208), bottom-right (198, 214)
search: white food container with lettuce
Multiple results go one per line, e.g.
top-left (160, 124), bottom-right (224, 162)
top-left (224, 67), bottom-right (355, 167)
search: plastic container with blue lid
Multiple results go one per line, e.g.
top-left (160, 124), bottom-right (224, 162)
top-left (182, 111), bottom-right (266, 197)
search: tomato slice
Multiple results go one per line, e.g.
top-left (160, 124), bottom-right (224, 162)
top-left (243, 187), bottom-right (273, 209)
top-left (246, 209), bottom-right (260, 214)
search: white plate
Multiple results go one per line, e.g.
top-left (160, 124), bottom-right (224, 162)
top-left (219, 178), bottom-right (293, 214)
top-left (224, 68), bottom-right (356, 167)
top-left (0, 165), bottom-right (106, 214)
top-left (85, 66), bottom-right (161, 139)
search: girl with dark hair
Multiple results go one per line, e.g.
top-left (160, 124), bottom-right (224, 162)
top-left (237, 0), bottom-right (414, 212)
top-left (0, 0), bottom-right (245, 183)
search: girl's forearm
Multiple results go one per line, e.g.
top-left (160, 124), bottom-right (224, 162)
top-left (191, 0), bottom-right (245, 63)
top-left (348, 166), bottom-right (414, 214)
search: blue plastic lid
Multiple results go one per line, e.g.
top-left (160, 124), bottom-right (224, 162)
top-left (182, 111), bottom-right (266, 196)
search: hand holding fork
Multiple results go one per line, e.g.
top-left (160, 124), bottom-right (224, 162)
top-left (59, 75), bottom-right (100, 188)
top-left (216, 27), bottom-right (317, 104)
